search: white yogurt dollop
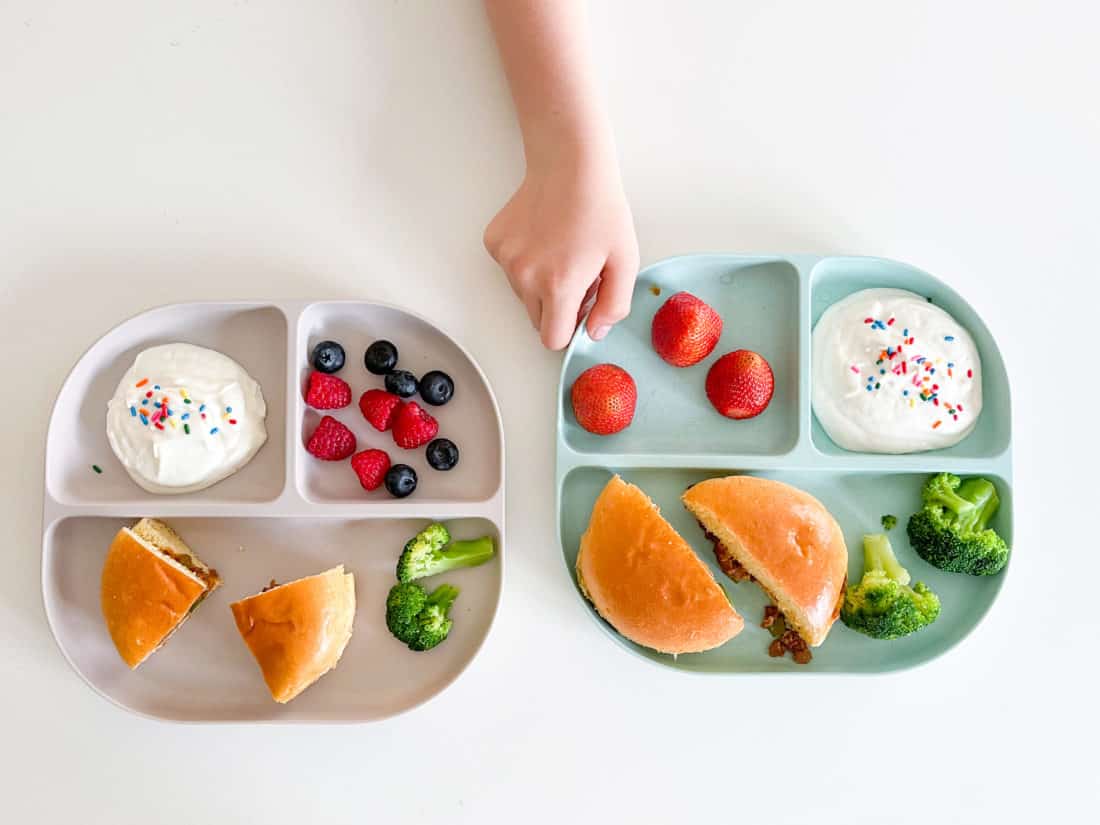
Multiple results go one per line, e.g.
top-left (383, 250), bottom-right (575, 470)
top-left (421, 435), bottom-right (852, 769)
top-left (811, 288), bottom-right (982, 453)
top-left (106, 343), bottom-right (268, 493)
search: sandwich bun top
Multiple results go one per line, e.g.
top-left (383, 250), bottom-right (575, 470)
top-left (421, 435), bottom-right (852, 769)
top-left (230, 565), bottom-right (355, 704)
top-left (682, 476), bottom-right (847, 647)
top-left (577, 475), bottom-right (743, 655)
top-left (100, 521), bottom-right (217, 669)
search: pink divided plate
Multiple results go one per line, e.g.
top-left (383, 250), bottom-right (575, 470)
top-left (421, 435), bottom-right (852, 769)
top-left (43, 301), bottom-right (504, 722)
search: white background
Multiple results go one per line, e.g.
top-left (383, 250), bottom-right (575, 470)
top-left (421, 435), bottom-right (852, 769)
top-left (2, 1), bottom-right (1097, 822)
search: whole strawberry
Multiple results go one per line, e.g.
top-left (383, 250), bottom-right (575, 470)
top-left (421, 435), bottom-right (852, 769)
top-left (570, 363), bottom-right (636, 435)
top-left (705, 350), bottom-right (774, 420)
top-left (651, 292), bottom-right (723, 367)
top-left (305, 371), bottom-right (352, 410)
top-left (306, 415), bottom-right (357, 460)
top-left (351, 449), bottom-right (391, 491)
top-left (359, 389), bottom-right (402, 431)
top-left (392, 401), bottom-right (439, 449)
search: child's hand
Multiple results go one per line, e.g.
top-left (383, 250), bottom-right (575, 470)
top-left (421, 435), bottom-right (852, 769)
top-left (483, 0), bottom-right (639, 350)
top-left (484, 152), bottom-right (639, 350)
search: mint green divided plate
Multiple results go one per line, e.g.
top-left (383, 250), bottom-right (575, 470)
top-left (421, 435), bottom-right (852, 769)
top-left (556, 255), bottom-right (1012, 673)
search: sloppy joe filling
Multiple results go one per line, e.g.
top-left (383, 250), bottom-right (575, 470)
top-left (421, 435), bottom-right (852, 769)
top-left (698, 522), bottom-right (812, 665)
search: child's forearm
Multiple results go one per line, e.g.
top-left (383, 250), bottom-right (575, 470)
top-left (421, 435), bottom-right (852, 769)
top-left (483, 0), bottom-right (616, 173)
top-left (483, 0), bottom-right (638, 349)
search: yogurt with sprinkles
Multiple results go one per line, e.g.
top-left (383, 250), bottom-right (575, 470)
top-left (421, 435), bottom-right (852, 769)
top-left (106, 343), bottom-right (267, 493)
top-left (812, 288), bottom-right (982, 453)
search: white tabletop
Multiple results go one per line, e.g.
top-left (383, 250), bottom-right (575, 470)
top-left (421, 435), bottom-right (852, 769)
top-left (3, 1), bottom-right (1096, 822)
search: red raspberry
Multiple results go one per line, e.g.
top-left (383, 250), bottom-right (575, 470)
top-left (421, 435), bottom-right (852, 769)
top-left (305, 371), bottom-right (352, 410)
top-left (391, 401), bottom-right (439, 449)
top-left (350, 449), bottom-right (391, 491)
top-left (306, 415), bottom-right (357, 460)
top-left (359, 389), bottom-right (402, 432)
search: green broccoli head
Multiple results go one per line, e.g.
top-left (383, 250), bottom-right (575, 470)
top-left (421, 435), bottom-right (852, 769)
top-left (840, 534), bottom-right (941, 640)
top-left (396, 523), bottom-right (495, 583)
top-left (408, 584), bottom-right (459, 651)
top-left (385, 582), bottom-right (460, 651)
top-left (881, 514), bottom-right (898, 531)
top-left (386, 582), bottom-right (427, 641)
top-left (907, 473), bottom-right (1009, 575)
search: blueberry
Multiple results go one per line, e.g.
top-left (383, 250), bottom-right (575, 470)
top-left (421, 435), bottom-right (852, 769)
top-left (419, 370), bottom-right (454, 406)
top-left (365, 340), bottom-right (399, 375)
top-left (425, 438), bottom-right (459, 471)
top-left (385, 464), bottom-right (418, 498)
top-left (310, 340), bottom-right (345, 374)
top-left (385, 369), bottom-right (418, 398)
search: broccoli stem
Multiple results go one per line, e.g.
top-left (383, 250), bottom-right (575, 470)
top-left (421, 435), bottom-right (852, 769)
top-left (427, 584), bottom-right (459, 611)
top-left (863, 534), bottom-right (911, 586)
top-left (444, 537), bottom-right (495, 568)
top-left (955, 478), bottom-right (1000, 533)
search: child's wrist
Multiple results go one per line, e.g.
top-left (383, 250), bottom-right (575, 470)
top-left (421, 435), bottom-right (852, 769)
top-left (523, 111), bottom-right (618, 179)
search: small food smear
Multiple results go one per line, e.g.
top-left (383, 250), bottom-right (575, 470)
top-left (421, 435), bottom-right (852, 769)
top-left (649, 285), bottom-right (661, 296)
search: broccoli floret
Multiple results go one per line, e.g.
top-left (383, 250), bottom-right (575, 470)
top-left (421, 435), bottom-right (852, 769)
top-left (385, 582), bottom-right (459, 651)
top-left (906, 473), bottom-right (1009, 575)
top-left (840, 534), bottom-right (940, 640)
top-left (881, 514), bottom-right (898, 531)
top-left (396, 523), bottom-right (495, 583)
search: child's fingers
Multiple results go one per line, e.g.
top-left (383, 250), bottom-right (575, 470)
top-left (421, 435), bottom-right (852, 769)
top-left (540, 287), bottom-right (586, 350)
top-left (524, 296), bottom-right (542, 331)
top-left (586, 250), bottom-right (637, 340)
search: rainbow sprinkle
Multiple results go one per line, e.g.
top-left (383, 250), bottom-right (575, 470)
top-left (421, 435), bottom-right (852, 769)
top-left (126, 385), bottom-right (234, 439)
top-left (846, 313), bottom-right (974, 424)
top-left (92, 464), bottom-right (102, 474)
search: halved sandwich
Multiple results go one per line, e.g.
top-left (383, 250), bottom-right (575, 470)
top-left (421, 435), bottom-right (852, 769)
top-left (230, 566), bottom-right (355, 704)
top-left (577, 475), bottom-right (743, 655)
top-left (100, 518), bottom-right (222, 669)
top-left (682, 476), bottom-right (847, 662)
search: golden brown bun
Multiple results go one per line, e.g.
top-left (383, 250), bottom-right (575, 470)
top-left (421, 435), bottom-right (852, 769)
top-left (100, 521), bottom-right (220, 669)
top-left (231, 566), bottom-right (355, 703)
top-left (576, 475), bottom-right (743, 654)
top-left (682, 476), bottom-right (847, 647)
